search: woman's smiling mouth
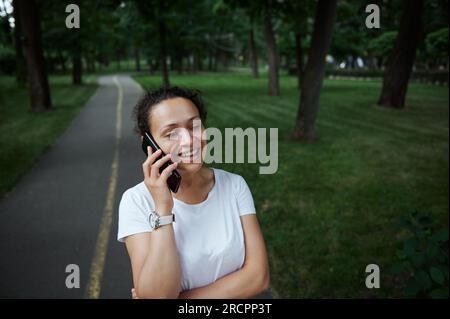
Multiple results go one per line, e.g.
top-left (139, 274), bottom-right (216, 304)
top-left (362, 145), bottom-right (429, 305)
top-left (177, 147), bottom-right (201, 162)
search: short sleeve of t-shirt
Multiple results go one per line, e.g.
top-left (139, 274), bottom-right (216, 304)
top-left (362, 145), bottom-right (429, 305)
top-left (233, 175), bottom-right (256, 216)
top-left (117, 189), bottom-right (153, 242)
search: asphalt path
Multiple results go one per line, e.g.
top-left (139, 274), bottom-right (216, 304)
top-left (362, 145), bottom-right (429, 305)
top-left (0, 75), bottom-right (143, 298)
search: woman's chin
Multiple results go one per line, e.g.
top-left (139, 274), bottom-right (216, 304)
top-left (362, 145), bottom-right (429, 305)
top-left (177, 162), bottom-right (203, 173)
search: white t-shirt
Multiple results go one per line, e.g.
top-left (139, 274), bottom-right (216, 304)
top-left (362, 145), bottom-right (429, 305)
top-left (117, 168), bottom-right (256, 291)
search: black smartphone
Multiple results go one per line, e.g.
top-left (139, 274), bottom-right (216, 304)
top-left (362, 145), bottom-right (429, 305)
top-left (142, 131), bottom-right (182, 193)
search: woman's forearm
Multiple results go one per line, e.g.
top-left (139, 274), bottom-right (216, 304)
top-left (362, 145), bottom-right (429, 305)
top-left (178, 265), bottom-right (269, 299)
top-left (137, 225), bottom-right (181, 298)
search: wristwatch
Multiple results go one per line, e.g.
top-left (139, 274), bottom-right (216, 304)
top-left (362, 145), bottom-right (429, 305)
top-left (148, 210), bottom-right (175, 230)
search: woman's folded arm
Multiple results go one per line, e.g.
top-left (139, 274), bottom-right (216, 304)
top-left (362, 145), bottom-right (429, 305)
top-left (125, 226), bottom-right (182, 299)
top-left (178, 214), bottom-right (270, 299)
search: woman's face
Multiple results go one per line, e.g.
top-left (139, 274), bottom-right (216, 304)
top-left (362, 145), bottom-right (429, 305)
top-left (147, 97), bottom-right (206, 174)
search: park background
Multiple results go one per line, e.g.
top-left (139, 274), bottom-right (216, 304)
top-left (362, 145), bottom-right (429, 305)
top-left (0, 0), bottom-right (448, 298)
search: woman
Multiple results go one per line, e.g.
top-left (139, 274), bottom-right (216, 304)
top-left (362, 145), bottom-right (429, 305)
top-left (117, 86), bottom-right (270, 299)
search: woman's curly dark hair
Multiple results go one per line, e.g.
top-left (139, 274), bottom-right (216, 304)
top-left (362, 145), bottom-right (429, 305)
top-left (133, 86), bottom-right (207, 136)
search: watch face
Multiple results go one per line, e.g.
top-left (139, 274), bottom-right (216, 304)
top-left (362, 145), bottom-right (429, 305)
top-left (149, 212), bottom-right (159, 229)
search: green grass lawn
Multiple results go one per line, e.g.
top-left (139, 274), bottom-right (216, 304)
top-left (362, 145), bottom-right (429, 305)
top-left (0, 75), bottom-right (98, 199)
top-left (133, 72), bottom-right (449, 298)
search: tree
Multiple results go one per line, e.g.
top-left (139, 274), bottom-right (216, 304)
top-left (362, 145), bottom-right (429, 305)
top-left (264, 0), bottom-right (279, 96)
top-left (135, 0), bottom-right (171, 87)
top-left (248, 13), bottom-right (259, 78)
top-left (425, 27), bottom-right (448, 68)
top-left (0, 0), bottom-right (26, 85)
top-left (70, 5), bottom-right (82, 85)
top-left (11, 0), bottom-right (26, 86)
top-left (71, 0), bottom-right (82, 85)
top-left (378, 0), bottom-right (425, 109)
top-left (114, 1), bottom-right (146, 72)
top-left (292, 0), bottom-right (337, 141)
top-left (158, 0), bottom-right (169, 88)
top-left (368, 31), bottom-right (398, 67)
top-left (225, 0), bottom-right (263, 77)
top-left (39, 0), bottom-right (114, 84)
top-left (16, 0), bottom-right (51, 111)
top-left (330, 1), bottom-right (370, 69)
top-left (279, 1), bottom-right (313, 89)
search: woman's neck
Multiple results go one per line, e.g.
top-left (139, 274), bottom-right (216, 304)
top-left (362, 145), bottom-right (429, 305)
top-left (178, 170), bottom-right (199, 188)
top-left (174, 166), bottom-right (214, 199)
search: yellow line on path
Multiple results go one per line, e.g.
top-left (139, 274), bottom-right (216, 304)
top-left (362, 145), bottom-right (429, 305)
top-left (85, 75), bottom-right (123, 299)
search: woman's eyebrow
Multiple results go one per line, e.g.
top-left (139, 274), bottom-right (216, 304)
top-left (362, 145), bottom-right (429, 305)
top-left (159, 116), bottom-right (201, 133)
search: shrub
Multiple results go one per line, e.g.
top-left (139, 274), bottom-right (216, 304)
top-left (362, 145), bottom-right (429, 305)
top-left (426, 28), bottom-right (449, 60)
top-left (390, 210), bottom-right (449, 298)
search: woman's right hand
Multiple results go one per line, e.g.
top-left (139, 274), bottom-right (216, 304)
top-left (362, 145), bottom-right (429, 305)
top-left (142, 146), bottom-right (179, 216)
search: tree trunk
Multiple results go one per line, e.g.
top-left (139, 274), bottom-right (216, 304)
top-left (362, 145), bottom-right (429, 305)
top-left (177, 55), bottom-right (183, 75)
top-left (159, 24), bottom-right (169, 87)
top-left (366, 54), bottom-right (376, 70)
top-left (150, 58), bottom-right (159, 74)
top-left (377, 0), bottom-right (425, 109)
top-left (223, 53), bottom-right (229, 70)
top-left (148, 59), bottom-right (153, 74)
top-left (351, 55), bottom-right (357, 69)
top-left (72, 54), bottom-right (82, 85)
top-left (71, 0), bottom-right (82, 84)
top-left (16, 0), bottom-right (51, 112)
top-left (292, 0), bottom-right (337, 141)
top-left (47, 53), bottom-right (55, 74)
top-left (192, 52), bottom-right (199, 73)
top-left (58, 50), bottom-right (66, 72)
top-left (86, 55), bottom-right (94, 73)
top-left (213, 49), bottom-right (219, 72)
top-left (294, 31), bottom-right (304, 89)
top-left (12, 0), bottom-right (26, 87)
top-left (264, 1), bottom-right (279, 96)
top-left (158, 1), bottom-right (170, 88)
top-left (134, 46), bottom-right (141, 72)
top-left (87, 54), bottom-right (95, 73)
top-left (248, 17), bottom-right (259, 78)
top-left (72, 36), bottom-right (82, 85)
top-left (198, 56), bottom-right (203, 71)
top-left (208, 49), bottom-right (213, 71)
top-left (376, 57), bottom-right (383, 69)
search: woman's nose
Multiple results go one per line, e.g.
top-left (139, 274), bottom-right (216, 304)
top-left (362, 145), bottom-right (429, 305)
top-left (171, 127), bottom-right (192, 147)
top-left (179, 129), bottom-right (193, 146)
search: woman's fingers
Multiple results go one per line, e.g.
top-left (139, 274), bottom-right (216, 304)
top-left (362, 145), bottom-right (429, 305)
top-left (142, 146), bottom-right (154, 179)
top-left (160, 161), bottom-right (179, 181)
top-left (142, 148), bottom-right (161, 179)
top-left (142, 146), bottom-right (178, 186)
top-left (150, 153), bottom-right (172, 178)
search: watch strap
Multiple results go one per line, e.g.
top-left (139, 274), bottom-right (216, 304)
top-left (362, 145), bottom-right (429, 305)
top-left (158, 214), bottom-right (175, 226)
